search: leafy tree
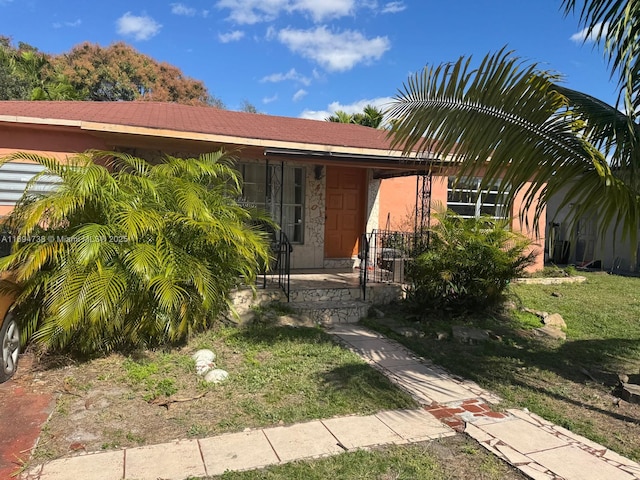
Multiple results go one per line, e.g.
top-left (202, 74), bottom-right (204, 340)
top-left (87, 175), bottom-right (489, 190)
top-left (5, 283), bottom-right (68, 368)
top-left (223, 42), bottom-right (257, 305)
top-left (0, 37), bottom-right (30, 100)
top-left (388, 1), bottom-right (640, 247)
top-left (240, 99), bottom-right (259, 113)
top-left (406, 208), bottom-right (534, 312)
top-left (0, 37), bottom-right (82, 100)
top-left (326, 105), bottom-right (385, 128)
top-left (326, 110), bottom-right (355, 123)
top-left (52, 42), bottom-right (216, 105)
top-left (0, 150), bottom-right (270, 354)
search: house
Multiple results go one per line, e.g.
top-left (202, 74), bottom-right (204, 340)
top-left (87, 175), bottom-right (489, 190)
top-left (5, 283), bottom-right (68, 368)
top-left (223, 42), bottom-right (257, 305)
top-left (545, 184), bottom-right (639, 273)
top-left (378, 174), bottom-right (546, 271)
top-left (0, 100), bottom-right (545, 274)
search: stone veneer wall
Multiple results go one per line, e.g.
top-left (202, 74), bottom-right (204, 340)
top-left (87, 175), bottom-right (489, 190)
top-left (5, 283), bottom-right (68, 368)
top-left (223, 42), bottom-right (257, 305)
top-left (291, 165), bottom-right (325, 269)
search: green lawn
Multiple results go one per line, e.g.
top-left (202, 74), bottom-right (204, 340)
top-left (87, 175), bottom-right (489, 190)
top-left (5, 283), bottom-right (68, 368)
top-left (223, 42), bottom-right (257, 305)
top-left (207, 437), bottom-right (524, 480)
top-left (34, 323), bottom-right (417, 461)
top-left (363, 272), bottom-right (640, 461)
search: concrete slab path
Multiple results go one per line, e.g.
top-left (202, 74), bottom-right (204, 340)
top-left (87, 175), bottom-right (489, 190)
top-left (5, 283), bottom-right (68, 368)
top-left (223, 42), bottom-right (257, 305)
top-left (24, 409), bottom-right (452, 480)
top-left (330, 324), bottom-right (640, 480)
top-left (19, 323), bottom-right (640, 480)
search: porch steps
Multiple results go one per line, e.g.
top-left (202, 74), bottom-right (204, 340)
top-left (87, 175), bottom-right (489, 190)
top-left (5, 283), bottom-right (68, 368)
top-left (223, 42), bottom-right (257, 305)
top-left (288, 286), bottom-right (361, 303)
top-left (290, 300), bottom-right (369, 326)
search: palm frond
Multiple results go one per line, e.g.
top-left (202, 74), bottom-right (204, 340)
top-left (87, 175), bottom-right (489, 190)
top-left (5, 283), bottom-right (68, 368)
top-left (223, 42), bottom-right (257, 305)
top-left (387, 49), bottom-right (634, 243)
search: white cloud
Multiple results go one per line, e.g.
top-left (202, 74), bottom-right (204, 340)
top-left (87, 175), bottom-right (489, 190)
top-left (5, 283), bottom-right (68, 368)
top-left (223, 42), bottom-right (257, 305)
top-left (299, 96), bottom-right (394, 120)
top-left (171, 3), bottom-right (196, 16)
top-left (215, 0), bottom-right (358, 24)
top-left (218, 30), bottom-right (245, 42)
top-left (53, 19), bottom-right (82, 29)
top-left (290, 0), bottom-right (355, 22)
top-left (260, 68), bottom-right (311, 86)
top-left (263, 94), bottom-right (278, 104)
top-left (381, 1), bottom-right (405, 13)
top-left (277, 26), bottom-right (390, 71)
top-left (292, 89), bottom-right (307, 102)
top-left (116, 12), bottom-right (162, 41)
top-left (570, 21), bottom-right (608, 43)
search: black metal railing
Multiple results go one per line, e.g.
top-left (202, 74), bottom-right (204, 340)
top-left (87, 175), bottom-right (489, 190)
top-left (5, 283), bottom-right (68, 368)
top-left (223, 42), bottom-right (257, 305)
top-left (259, 229), bottom-right (292, 302)
top-left (276, 231), bottom-right (292, 301)
top-left (359, 230), bottom-right (429, 298)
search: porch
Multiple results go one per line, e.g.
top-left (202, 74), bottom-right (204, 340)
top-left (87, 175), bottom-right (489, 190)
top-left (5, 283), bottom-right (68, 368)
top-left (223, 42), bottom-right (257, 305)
top-left (230, 227), bottom-right (429, 326)
top-left (229, 268), bottom-right (406, 326)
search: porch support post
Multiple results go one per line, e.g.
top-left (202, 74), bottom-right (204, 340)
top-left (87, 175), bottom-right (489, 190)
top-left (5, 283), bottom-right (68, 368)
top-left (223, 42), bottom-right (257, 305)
top-left (415, 170), bottom-right (432, 250)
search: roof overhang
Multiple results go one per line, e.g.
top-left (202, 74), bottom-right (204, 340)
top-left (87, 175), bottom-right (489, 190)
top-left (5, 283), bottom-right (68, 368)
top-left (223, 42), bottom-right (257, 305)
top-left (264, 147), bottom-right (439, 172)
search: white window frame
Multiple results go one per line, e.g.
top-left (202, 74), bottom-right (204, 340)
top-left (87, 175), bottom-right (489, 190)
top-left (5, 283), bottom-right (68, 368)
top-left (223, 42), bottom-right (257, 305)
top-left (239, 163), bottom-right (305, 244)
top-left (447, 177), bottom-right (510, 220)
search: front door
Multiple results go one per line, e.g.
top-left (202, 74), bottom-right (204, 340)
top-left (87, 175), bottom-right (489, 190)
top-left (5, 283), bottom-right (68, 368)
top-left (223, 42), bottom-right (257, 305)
top-left (324, 166), bottom-right (366, 258)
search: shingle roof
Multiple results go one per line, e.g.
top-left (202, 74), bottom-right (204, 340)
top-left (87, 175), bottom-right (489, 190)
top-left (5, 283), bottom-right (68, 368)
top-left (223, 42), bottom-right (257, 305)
top-left (0, 101), bottom-right (395, 152)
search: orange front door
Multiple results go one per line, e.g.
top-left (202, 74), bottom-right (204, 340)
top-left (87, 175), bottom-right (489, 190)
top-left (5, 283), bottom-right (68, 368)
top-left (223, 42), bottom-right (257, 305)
top-left (324, 166), bottom-right (366, 258)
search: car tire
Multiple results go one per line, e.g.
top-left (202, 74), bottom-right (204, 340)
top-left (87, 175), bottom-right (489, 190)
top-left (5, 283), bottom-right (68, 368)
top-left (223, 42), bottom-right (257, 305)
top-left (0, 312), bottom-right (19, 383)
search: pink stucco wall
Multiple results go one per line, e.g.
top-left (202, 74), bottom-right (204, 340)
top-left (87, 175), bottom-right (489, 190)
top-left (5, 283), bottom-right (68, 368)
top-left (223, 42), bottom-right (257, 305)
top-left (379, 175), bottom-right (545, 271)
top-left (0, 124), bottom-right (109, 160)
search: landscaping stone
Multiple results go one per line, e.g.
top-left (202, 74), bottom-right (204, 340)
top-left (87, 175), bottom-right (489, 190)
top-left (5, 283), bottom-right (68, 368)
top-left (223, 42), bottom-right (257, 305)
top-left (512, 276), bottom-right (587, 285)
top-left (195, 360), bottom-right (214, 376)
top-left (542, 313), bottom-right (567, 330)
top-left (270, 314), bottom-right (315, 328)
top-left (204, 369), bottom-right (229, 384)
top-left (192, 349), bottom-right (215, 363)
top-left (397, 326), bottom-right (423, 338)
top-left (452, 325), bottom-right (492, 344)
top-left (615, 382), bottom-right (640, 405)
top-left (533, 325), bottom-right (567, 340)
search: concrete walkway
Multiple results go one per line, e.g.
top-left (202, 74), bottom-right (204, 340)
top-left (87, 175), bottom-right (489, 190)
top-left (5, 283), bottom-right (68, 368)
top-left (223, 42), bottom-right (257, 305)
top-left (330, 324), bottom-right (640, 480)
top-left (22, 324), bottom-right (640, 480)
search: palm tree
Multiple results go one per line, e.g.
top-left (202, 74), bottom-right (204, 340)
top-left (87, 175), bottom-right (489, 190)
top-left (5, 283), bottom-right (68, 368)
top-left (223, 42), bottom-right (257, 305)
top-left (326, 105), bottom-right (386, 128)
top-left (0, 150), bottom-right (270, 354)
top-left (387, 1), bottom-right (640, 248)
top-left (326, 110), bottom-right (354, 123)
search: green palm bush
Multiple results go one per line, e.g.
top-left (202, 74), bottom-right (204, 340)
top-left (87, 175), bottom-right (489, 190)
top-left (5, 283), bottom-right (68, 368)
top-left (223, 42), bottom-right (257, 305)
top-left (406, 208), bottom-right (534, 313)
top-left (0, 150), bottom-right (270, 354)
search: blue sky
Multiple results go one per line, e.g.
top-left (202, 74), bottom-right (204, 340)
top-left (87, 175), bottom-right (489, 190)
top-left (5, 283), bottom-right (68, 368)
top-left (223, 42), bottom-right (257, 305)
top-left (0, 0), bottom-right (618, 120)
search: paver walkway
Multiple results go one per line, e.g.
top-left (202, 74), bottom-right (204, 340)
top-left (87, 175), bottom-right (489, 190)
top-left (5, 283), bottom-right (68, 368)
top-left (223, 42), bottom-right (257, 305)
top-left (20, 323), bottom-right (640, 480)
top-left (330, 324), bottom-right (640, 480)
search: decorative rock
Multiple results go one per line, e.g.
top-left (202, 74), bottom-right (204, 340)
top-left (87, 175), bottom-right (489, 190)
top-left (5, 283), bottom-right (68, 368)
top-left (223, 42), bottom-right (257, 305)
top-left (452, 326), bottom-right (492, 344)
top-left (543, 313), bottom-right (567, 330)
top-left (195, 360), bottom-right (215, 376)
top-left (204, 369), bottom-right (229, 384)
top-left (436, 331), bottom-right (449, 341)
top-left (614, 382), bottom-right (640, 404)
top-left (397, 326), bottom-right (422, 338)
top-left (192, 349), bottom-right (216, 363)
top-left (533, 325), bottom-right (566, 340)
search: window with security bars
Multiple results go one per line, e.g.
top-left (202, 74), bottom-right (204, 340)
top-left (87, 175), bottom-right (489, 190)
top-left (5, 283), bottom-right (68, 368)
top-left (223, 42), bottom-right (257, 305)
top-left (447, 177), bottom-right (510, 219)
top-left (239, 163), bottom-right (305, 243)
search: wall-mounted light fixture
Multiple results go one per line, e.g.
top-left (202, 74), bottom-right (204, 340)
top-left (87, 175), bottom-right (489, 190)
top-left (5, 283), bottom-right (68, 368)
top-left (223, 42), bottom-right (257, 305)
top-left (314, 165), bottom-right (324, 180)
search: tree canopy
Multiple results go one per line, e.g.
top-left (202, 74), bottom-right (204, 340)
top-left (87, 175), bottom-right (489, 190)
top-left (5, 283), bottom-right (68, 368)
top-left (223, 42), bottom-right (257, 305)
top-left (0, 37), bottom-right (224, 106)
top-left (52, 42), bottom-right (216, 104)
top-left (326, 104), bottom-right (385, 128)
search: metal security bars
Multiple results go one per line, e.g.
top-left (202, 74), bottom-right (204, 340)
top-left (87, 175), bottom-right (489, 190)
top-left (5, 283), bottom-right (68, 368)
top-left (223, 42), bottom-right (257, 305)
top-left (359, 230), bottom-right (429, 300)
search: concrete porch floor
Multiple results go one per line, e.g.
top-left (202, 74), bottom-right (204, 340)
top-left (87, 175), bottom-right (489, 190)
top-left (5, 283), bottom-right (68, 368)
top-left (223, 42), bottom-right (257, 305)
top-left (267, 268), bottom-right (363, 289)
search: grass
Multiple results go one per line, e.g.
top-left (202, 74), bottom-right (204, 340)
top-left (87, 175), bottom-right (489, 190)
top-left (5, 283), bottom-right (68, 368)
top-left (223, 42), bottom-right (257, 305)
top-left (363, 272), bottom-right (640, 461)
top-left (193, 437), bottom-right (524, 480)
top-left (33, 322), bottom-right (417, 460)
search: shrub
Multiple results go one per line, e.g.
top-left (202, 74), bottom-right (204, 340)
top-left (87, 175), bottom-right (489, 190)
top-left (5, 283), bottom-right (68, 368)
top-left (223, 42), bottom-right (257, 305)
top-left (406, 209), bottom-right (535, 312)
top-left (0, 150), bottom-right (271, 354)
